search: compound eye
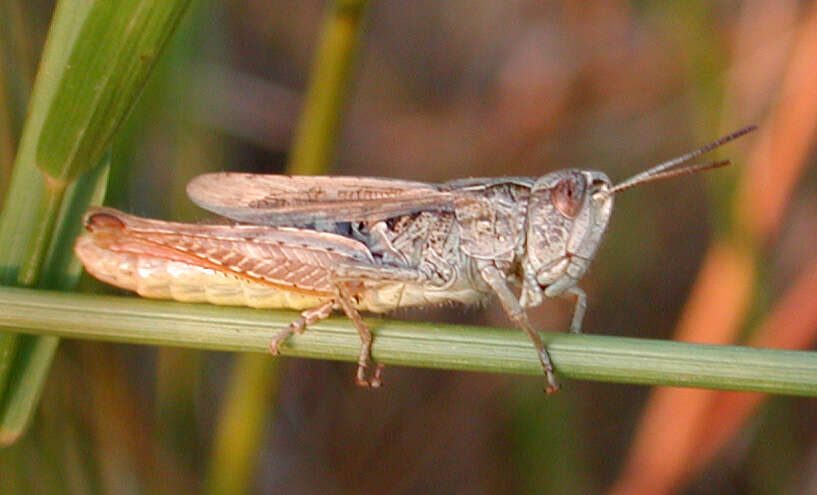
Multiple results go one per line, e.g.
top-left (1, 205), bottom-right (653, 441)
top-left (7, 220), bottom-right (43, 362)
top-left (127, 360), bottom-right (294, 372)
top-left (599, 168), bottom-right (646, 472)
top-left (551, 176), bottom-right (584, 218)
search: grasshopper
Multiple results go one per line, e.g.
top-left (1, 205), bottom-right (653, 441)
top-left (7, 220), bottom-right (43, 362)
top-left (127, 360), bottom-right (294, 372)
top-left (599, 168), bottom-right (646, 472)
top-left (75, 126), bottom-right (755, 392)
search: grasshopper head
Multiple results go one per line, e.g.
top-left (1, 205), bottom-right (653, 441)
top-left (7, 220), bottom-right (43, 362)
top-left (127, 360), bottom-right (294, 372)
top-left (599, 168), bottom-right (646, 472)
top-left (520, 170), bottom-right (613, 307)
top-left (518, 125), bottom-right (755, 308)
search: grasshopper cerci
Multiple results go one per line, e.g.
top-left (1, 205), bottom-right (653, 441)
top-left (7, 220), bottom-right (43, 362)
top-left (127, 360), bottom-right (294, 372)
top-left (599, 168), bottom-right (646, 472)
top-left (75, 126), bottom-right (755, 393)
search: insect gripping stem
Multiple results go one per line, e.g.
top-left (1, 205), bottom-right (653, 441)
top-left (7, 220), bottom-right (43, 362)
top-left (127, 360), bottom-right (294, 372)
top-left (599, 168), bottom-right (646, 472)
top-left (610, 125), bottom-right (757, 194)
top-left (75, 124), bottom-right (758, 393)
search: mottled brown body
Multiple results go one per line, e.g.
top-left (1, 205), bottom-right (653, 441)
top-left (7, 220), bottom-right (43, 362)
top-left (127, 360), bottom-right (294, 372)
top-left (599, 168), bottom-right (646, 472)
top-left (75, 126), bottom-right (755, 391)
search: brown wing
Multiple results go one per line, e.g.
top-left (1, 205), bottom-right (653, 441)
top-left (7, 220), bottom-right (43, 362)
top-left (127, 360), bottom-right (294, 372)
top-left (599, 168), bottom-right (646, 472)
top-left (186, 173), bottom-right (456, 226)
top-left (83, 207), bottom-right (376, 295)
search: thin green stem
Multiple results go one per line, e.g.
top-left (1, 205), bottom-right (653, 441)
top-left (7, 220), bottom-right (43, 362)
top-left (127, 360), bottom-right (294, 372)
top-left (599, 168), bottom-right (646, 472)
top-left (207, 2), bottom-right (370, 490)
top-left (0, 286), bottom-right (814, 397)
top-left (285, 0), bottom-right (369, 175)
top-left (204, 355), bottom-right (279, 495)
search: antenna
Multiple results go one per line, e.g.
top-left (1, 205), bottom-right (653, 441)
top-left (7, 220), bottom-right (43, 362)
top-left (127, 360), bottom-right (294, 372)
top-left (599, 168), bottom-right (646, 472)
top-left (610, 125), bottom-right (757, 194)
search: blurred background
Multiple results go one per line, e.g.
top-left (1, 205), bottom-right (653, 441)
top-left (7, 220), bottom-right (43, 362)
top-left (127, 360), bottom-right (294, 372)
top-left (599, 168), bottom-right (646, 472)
top-left (2, 0), bottom-right (817, 493)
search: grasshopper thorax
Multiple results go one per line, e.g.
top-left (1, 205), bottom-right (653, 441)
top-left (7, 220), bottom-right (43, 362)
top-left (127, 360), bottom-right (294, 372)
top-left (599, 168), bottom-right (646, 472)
top-left (520, 169), bottom-right (613, 307)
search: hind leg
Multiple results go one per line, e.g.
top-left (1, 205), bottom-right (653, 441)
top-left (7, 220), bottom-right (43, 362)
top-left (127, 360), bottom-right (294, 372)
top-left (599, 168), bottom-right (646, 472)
top-left (269, 261), bottom-right (431, 387)
top-left (334, 283), bottom-right (384, 388)
top-left (267, 286), bottom-right (383, 388)
top-left (268, 300), bottom-right (337, 355)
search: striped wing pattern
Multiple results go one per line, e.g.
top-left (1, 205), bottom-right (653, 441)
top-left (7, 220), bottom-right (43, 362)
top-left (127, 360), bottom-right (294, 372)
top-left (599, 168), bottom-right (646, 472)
top-left (83, 207), bottom-right (376, 295)
top-left (153, 232), bottom-right (351, 294)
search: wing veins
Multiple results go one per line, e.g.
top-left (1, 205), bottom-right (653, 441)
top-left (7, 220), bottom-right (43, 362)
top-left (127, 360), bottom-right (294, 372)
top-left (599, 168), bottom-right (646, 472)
top-left (187, 173), bottom-right (455, 225)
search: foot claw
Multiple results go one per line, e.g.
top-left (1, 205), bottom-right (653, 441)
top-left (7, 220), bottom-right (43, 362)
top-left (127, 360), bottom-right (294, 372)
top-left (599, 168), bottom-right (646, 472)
top-left (355, 363), bottom-right (385, 388)
top-left (537, 348), bottom-right (560, 395)
top-left (542, 363), bottom-right (561, 394)
top-left (370, 364), bottom-right (384, 388)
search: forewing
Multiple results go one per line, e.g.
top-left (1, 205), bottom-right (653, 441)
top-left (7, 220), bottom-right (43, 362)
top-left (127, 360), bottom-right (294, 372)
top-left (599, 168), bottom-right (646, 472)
top-left (187, 173), bottom-right (455, 225)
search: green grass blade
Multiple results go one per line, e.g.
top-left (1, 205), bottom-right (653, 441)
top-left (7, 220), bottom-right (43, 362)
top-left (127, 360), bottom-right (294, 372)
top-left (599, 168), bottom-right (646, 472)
top-left (0, 0), bottom-right (192, 443)
top-left (32, 0), bottom-right (192, 184)
top-left (0, 336), bottom-right (58, 445)
top-left (0, 162), bottom-right (109, 444)
top-left (0, 287), bottom-right (813, 397)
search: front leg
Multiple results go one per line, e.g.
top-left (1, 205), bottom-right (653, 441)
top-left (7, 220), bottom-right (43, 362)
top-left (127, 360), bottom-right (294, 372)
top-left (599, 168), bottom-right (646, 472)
top-left (544, 277), bottom-right (586, 334)
top-left (477, 262), bottom-right (560, 394)
top-left (566, 286), bottom-right (586, 334)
